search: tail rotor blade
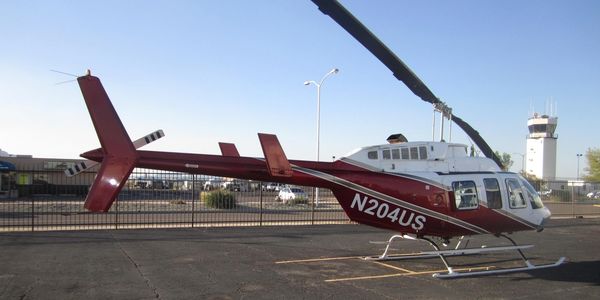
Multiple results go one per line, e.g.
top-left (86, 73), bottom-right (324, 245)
top-left (132, 130), bottom-right (165, 149)
top-left (64, 160), bottom-right (99, 177)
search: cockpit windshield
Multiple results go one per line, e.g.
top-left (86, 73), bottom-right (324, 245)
top-left (519, 176), bottom-right (545, 209)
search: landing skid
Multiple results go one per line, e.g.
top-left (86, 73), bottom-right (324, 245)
top-left (365, 234), bottom-right (566, 279)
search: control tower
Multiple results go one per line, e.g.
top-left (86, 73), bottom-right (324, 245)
top-left (525, 113), bottom-right (558, 180)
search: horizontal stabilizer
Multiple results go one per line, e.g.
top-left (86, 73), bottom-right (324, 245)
top-left (219, 142), bottom-right (240, 157)
top-left (258, 133), bottom-right (292, 177)
top-left (66, 130), bottom-right (164, 177)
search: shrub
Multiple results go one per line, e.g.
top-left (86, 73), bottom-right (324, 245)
top-left (284, 196), bottom-right (309, 205)
top-left (202, 190), bottom-right (237, 209)
top-left (287, 199), bottom-right (308, 205)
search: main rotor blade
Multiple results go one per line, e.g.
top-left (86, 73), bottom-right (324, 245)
top-left (311, 0), bottom-right (504, 169)
top-left (311, 0), bottom-right (439, 105)
top-left (451, 115), bottom-right (504, 168)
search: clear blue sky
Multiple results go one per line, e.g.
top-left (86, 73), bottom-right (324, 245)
top-left (1, 0), bottom-right (598, 179)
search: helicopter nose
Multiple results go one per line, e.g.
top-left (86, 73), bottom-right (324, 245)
top-left (536, 207), bottom-right (552, 232)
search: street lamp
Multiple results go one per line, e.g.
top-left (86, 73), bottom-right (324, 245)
top-left (304, 68), bottom-right (339, 206)
top-left (577, 153), bottom-right (583, 180)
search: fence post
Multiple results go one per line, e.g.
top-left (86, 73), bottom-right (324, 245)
top-left (311, 187), bottom-right (315, 225)
top-left (571, 186), bottom-right (575, 218)
top-left (259, 182), bottom-right (263, 226)
top-left (191, 174), bottom-right (195, 228)
top-left (115, 197), bottom-right (119, 230)
top-left (31, 194), bottom-right (34, 232)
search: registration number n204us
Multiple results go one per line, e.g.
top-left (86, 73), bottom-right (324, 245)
top-left (350, 193), bottom-right (426, 231)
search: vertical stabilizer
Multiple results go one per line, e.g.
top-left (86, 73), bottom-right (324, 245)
top-left (258, 133), bottom-right (292, 177)
top-left (78, 74), bottom-right (138, 212)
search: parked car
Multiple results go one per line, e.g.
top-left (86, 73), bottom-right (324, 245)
top-left (222, 181), bottom-right (247, 192)
top-left (264, 182), bottom-right (284, 192)
top-left (586, 191), bottom-right (600, 199)
top-left (203, 180), bottom-right (218, 191)
top-left (276, 187), bottom-right (308, 204)
top-left (538, 189), bottom-right (552, 199)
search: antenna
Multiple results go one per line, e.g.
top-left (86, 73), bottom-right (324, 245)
top-left (50, 69), bottom-right (90, 85)
top-left (50, 69), bottom-right (78, 77)
top-left (529, 98), bottom-right (534, 117)
top-left (50, 69), bottom-right (79, 85)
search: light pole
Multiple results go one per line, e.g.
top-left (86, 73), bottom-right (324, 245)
top-left (304, 68), bottom-right (339, 206)
top-left (577, 153), bottom-right (583, 180)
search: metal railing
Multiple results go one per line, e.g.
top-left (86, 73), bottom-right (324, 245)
top-left (0, 169), bottom-right (349, 232)
top-left (535, 180), bottom-right (600, 218)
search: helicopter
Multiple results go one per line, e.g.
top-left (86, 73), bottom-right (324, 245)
top-left (66, 0), bottom-right (565, 278)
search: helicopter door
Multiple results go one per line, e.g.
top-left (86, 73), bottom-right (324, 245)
top-left (451, 180), bottom-right (479, 210)
top-left (483, 178), bottom-right (502, 209)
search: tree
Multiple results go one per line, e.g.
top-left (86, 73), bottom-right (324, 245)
top-left (494, 151), bottom-right (513, 171)
top-left (584, 148), bottom-right (600, 182)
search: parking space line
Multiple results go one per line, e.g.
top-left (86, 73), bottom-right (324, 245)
top-left (371, 261), bottom-right (415, 273)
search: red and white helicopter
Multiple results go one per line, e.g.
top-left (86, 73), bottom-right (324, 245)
top-left (66, 0), bottom-right (564, 278)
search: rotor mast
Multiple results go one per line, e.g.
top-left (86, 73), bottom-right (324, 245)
top-left (433, 102), bottom-right (452, 142)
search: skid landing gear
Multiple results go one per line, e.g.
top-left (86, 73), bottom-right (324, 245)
top-left (365, 234), bottom-right (566, 279)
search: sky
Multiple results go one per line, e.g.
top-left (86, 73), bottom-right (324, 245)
top-left (1, 0), bottom-right (599, 179)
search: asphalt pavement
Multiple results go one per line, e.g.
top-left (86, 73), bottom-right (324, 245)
top-left (1, 218), bottom-right (599, 299)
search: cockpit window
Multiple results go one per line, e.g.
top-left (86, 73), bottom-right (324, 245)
top-left (505, 178), bottom-right (527, 208)
top-left (452, 181), bottom-right (479, 210)
top-left (520, 177), bottom-right (545, 209)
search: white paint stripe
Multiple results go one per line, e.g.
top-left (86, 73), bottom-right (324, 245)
top-left (291, 165), bottom-right (489, 234)
top-left (489, 208), bottom-right (537, 229)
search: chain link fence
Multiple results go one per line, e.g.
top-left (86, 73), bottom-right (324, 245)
top-left (529, 179), bottom-right (600, 218)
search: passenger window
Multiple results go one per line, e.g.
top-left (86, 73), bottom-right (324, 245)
top-left (410, 147), bottom-right (419, 159)
top-left (419, 146), bottom-right (427, 160)
top-left (505, 178), bottom-right (527, 208)
top-left (452, 181), bottom-right (479, 210)
top-left (382, 149), bottom-right (391, 160)
top-left (401, 148), bottom-right (409, 159)
top-left (483, 178), bottom-right (502, 209)
top-left (368, 151), bottom-right (378, 159)
top-left (392, 149), bottom-right (400, 160)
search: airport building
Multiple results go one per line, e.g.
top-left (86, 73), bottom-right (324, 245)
top-left (0, 156), bottom-right (97, 199)
top-left (525, 113), bottom-right (558, 180)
